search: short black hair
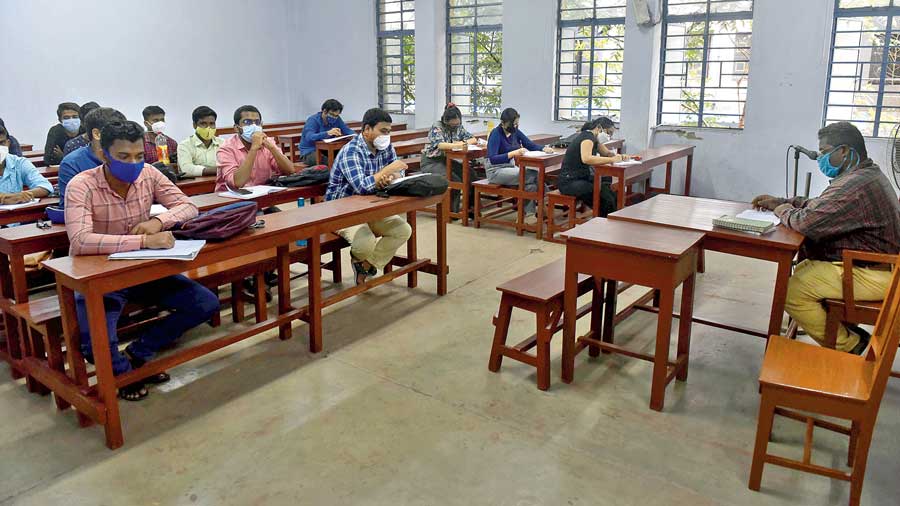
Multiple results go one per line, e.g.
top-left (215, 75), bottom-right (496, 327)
top-left (598, 117), bottom-right (615, 130)
top-left (0, 117), bottom-right (5, 128)
top-left (818, 121), bottom-right (868, 160)
top-left (80, 102), bottom-right (100, 118)
top-left (0, 124), bottom-right (8, 139)
top-left (441, 104), bottom-right (463, 125)
top-left (233, 105), bottom-right (262, 125)
top-left (85, 108), bottom-right (126, 139)
top-left (57, 102), bottom-right (80, 120)
top-left (192, 106), bottom-right (218, 124)
top-left (500, 108), bottom-right (519, 126)
top-left (361, 108), bottom-right (392, 129)
top-left (100, 121), bottom-right (145, 151)
top-left (142, 105), bottom-right (165, 120)
top-left (321, 99), bottom-right (343, 113)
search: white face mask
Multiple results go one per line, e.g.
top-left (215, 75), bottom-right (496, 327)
top-left (596, 131), bottom-right (610, 143)
top-left (0, 145), bottom-right (7, 164)
top-left (373, 134), bottom-right (391, 151)
top-left (150, 121), bottom-right (166, 134)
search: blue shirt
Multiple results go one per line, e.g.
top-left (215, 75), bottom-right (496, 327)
top-left (486, 126), bottom-right (543, 165)
top-left (0, 154), bottom-right (53, 194)
top-left (326, 134), bottom-right (399, 201)
top-left (299, 112), bottom-right (355, 156)
top-left (58, 145), bottom-right (102, 208)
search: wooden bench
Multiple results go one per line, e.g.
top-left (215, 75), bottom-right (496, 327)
top-left (487, 259), bottom-right (609, 390)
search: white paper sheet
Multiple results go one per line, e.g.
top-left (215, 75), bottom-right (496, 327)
top-left (218, 185), bottom-right (287, 200)
top-left (109, 240), bottom-right (206, 261)
top-left (150, 204), bottom-right (168, 217)
top-left (322, 134), bottom-right (354, 144)
top-left (736, 209), bottom-right (781, 225)
top-left (612, 160), bottom-right (642, 167)
top-left (523, 150), bottom-right (553, 158)
top-left (0, 199), bottom-right (39, 211)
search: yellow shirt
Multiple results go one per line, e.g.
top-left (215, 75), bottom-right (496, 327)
top-left (177, 134), bottom-right (222, 177)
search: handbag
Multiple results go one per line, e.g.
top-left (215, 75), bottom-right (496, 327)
top-left (172, 201), bottom-right (260, 241)
top-left (270, 166), bottom-right (330, 187)
top-left (379, 173), bottom-right (449, 197)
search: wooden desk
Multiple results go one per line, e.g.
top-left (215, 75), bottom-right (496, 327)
top-left (392, 137), bottom-right (429, 157)
top-left (176, 175), bottom-right (218, 196)
top-left (314, 137), bottom-right (353, 167)
top-left (561, 218), bottom-right (702, 411)
top-left (20, 144), bottom-right (34, 152)
top-left (41, 193), bottom-right (447, 449)
top-left (40, 165), bottom-right (59, 178)
top-left (0, 198), bottom-right (59, 226)
top-left (608, 194), bottom-right (804, 338)
top-left (591, 144), bottom-right (694, 211)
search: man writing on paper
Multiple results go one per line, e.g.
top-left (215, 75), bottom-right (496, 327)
top-left (326, 107), bottom-right (409, 285)
top-left (752, 121), bottom-right (900, 355)
top-left (65, 120), bottom-right (218, 401)
top-left (215, 105), bottom-right (296, 192)
top-left (0, 125), bottom-right (53, 204)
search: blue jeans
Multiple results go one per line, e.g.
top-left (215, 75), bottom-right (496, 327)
top-left (76, 274), bottom-right (219, 375)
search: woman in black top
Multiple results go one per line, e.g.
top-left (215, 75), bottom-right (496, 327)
top-left (558, 117), bottom-right (629, 217)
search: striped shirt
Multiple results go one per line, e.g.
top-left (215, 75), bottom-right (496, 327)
top-left (64, 165), bottom-right (198, 256)
top-left (326, 134), bottom-right (399, 200)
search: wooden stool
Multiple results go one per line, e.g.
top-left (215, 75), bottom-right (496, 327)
top-left (487, 259), bottom-right (606, 390)
top-left (561, 218), bottom-right (703, 411)
top-left (545, 190), bottom-right (579, 244)
top-left (749, 255), bottom-right (900, 506)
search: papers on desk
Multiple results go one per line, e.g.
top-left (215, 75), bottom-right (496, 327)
top-left (109, 240), bottom-right (206, 261)
top-left (451, 145), bottom-right (484, 152)
top-left (150, 204), bottom-right (168, 217)
top-left (523, 150), bottom-right (553, 158)
top-left (0, 199), bottom-right (39, 211)
top-left (736, 209), bottom-right (781, 226)
top-left (387, 173), bottom-right (428, 186)
top-left (612, 159), bottom-right (642, 167)
top-left (323, 134), bottom-right (354, 144)
top-left (218, 185), bottom-right (287, 200)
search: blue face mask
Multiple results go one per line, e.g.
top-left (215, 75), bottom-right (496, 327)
top-left (61, 118), bottom-right (81, 133)
top-left (241, 124), bottom-right (263, 142)
top-left (103, 149), bottom-right (144, 184)
top-left (817, 146), bottom-right (856, 178)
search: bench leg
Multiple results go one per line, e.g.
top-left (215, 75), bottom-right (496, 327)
top-left (589, 279), bottom-right (603, 358)
top-left (535, 309), bottom-right (552, 391)
top-left (44, 324), bottom-right (71, 411)
top-left (602, 279), bottom-right (617, 351)
top-left (56, 284), bottom-right (93, 427)
top-left (488, 295), bottom-right (514, 372)
top-left (473, 187), bottom-right (482, 229)
top-left (331, 250), bottom-right (342, 284)
top-left (209, 286), bottom-right (221, 328)
top-left (253, 273), bottom-right (267, 323)
top-left (231, 282), bottom-right (245, 323)
top-left (676, 273), bottom-right (695, 382)
top-left (406, 211), bottom-right (418, 288)
top-left (748, 394), bottom-right (776, 491)
top-left (26, 326), bottom-right (51, 395)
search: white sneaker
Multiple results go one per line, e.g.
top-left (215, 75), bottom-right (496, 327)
top-left (524, 214), bottom-right (539, 226)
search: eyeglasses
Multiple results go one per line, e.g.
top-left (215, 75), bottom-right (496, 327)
top-left (240, 119), bottom-right (262, 126)
top-left (36, 220), bottom-right (51, 230)
top-left (249, 220), bottom-right (265, 229)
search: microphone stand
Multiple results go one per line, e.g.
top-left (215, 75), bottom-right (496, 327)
top-left (792, 148), bottom-right (801, 198)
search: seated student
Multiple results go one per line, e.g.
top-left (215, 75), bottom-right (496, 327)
top-left (558, 118), bottom-right (630, 217)
top-left (43, 102), bottom-right (82, 166)
top-left (141, 105), bottom-right (178, 165)
top-left (176, 106), bottom-right (221, 177)
top-left (752, 121), bottom-right (900, 355)
top-left (421, 103), bottom-right (478, 214)
top-left (0, 118), bottom-right (23, 156)
top-left (65, 120), bottom-right (218, 401)
top-left (326, 107), bottom-right (409, 285)
top-left (63, 102), bottom-right (100, 156)
top-left (0, 125), bottom-right (53, 203)
top-left (485, 107), bottom-right (555, 221)
top-left (58, 107), bottom-right (127, 209)
top-left (299, 99), bottom-right (355, 166)
top-left (216, 105), bottom-right (296, 192)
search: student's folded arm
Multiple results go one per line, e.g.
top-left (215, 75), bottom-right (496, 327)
top-left (65, 183), bottom-right (143, 255)
top-left (152, 170), bottom-right (199, 229)
top-left (176, 142), bottom-right (205, 178)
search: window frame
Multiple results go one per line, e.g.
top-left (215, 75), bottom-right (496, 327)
top-left (554, 0), bottom-right (627, 122)
top-left (445, 0), bottom-right (504, 117)
top-left (656, 0), bottom-right (755, 129)
top-left (376, 0), bottom-right (416, 114)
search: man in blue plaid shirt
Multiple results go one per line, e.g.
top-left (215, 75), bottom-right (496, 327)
top-left (327, 108), bottom-right (410, 285)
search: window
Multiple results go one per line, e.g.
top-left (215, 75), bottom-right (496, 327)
top-left (447, 0), bottom-right (503, 116)
top-left (377, 0), bottom-right (415, 114)
top-left (658, 0), bottom-right (754, 128)
top-left (825, 0), bottom-right (900, 137)
top-left (556, 1), bottom-right (626, 122)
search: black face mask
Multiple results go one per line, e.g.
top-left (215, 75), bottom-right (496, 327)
top-left (504, 124), bottom-right (517, 134)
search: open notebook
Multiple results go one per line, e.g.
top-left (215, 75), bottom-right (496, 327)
top-left (323, 134), bottom-right (354, 144)
top-left (109, 240), bottom-right (206, 261)
top-left (523, 150), bottom-right (554, 157)
top-left (218, 185), bottom-right (287, 200)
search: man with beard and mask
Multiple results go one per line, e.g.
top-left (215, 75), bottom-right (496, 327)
top-left (299, 99), bottom-right (355, 167)
top-left (140, 105), bottom-right (178, 165)
top-left (64, 120), bottom-right (218, 401)
top-left (326, 107), bottom-right (409, 285)
top-left (752, 121), bottom-right (900, 355)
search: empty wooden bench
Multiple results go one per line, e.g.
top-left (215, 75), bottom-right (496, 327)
top-left (487, 259), bottom-right (611, 390)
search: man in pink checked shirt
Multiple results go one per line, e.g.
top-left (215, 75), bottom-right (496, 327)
top-left (64, 120), bottom-right (219, 402)
top-left (215, 104), bottom-right (296, 192)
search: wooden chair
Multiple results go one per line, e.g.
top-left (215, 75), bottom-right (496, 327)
top-left (748, 255), bottom-right (900, 506)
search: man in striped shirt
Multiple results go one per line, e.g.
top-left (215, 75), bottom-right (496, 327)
top-left (65, 120), bottom-right (219, 401)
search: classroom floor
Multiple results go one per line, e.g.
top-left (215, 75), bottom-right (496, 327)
top-left (1, 213), bottom-right (899, 506)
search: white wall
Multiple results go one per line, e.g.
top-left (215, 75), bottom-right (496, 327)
top-left (1, 0), bottom-right (296, 147)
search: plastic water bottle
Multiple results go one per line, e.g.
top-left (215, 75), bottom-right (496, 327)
top-left (296, 198), bottom-right (307, 247)
top-left (155, 133), bottom-right (170, 164)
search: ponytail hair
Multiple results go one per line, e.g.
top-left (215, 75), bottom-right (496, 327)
top-left (580, 118), bottom-right (603, 132)
top-left (441, 103), bottom-right (462, 125)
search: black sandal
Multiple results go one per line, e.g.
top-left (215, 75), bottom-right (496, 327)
top-left (352, 261), bottom-right (369, 286)
top-left (125, 349), bottom-right (171, 384)
top-left (118, 382), bottom-right (149, 401)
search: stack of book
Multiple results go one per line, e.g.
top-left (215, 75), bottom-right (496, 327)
top-left (712, 210), bottom-right (780, 235)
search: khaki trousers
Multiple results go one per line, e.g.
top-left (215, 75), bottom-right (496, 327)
top-left (338, 214), bottom-right (412, 270)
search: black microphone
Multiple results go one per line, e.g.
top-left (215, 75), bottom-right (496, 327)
top-left (791, 145), bottom-right (818, 160)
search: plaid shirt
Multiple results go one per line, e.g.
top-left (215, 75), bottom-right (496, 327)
top-left (326, 134), bottom-right (399, 200)
top-left (775, 159), bottom-right (900, 261)
top-left (422, 120), bottom-right (473, 159)
top-left (65, 165), bottom-right (198, 256)
top-left (143, 132), bottom-right (179, 165)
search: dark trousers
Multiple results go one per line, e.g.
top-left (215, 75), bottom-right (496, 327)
top-left (76, 274), bottom-right (219, 375)
top-left (558, 177), bottom-right (617, 217)
top-left (421, 155), bottom-right (475, 213)
top-left (301, 151), bottom-right (319, 167)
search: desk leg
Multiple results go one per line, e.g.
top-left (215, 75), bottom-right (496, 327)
top-left (769, 250), bottom-right (794, 338)
top-left (650, 287), bottom-right (675, 412)
top-left (665, 161), bottom-right (673, 194)
top-left (56, 283), bottom-right (90, 426)
top-left (516, 161), bottom-right (526, 236)
top-left (277, 245), bottom-right (292, 341)
top-left (315, 149), bottom-right (322, 166)
top-left (406, 211), bottom-right (418, 288)
top-left (85, 290), bottom-right (123, 449)
top-left (684, 154), bottom-right (693, 197)
top-left (0, 254), bottom-right (23, 380)
top-left (536, 166), bottom-right (545, 240)
top-left (328, 150), bottom-right (335, 168)
top-left (10, 256), bottom-right (43, 393)
top-left (307, 235), bottom-right (323, 353)
top-left (461, 156), bottom-right (471, 227)
top-left (561, 256), bottom-right (579, 384)
top-left (592, 173), bottom-right (601, 217)
top-left (437, 193), bottom-right (448, 296)
top-left (617, 171), bottom-right (626, 210)
top-left (676, 273), bottom-right (695, 382)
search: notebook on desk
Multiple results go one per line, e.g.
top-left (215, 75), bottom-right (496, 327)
top-left (523, 150), bottom-right (553, 157)
top-left (322, 134), bottom-right (354, 143)
top-left (109, 240), bottom-right (206, 261)
top-left (218, 185), bottom-right (287, 200)
top-left (0, 199), bottom-right (39, 211)
top-left (712, 214), bottom-right (777, 235)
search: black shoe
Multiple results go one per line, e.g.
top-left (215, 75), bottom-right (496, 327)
top-left (124, 347), bottom-right (170, 384)
top-left (243, 278), bottom-right (273, 303)
top-left (847, 324), bottom-right (872, 355)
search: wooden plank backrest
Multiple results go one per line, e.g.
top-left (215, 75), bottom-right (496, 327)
top-left (866, 256), bottom-right (900, 406)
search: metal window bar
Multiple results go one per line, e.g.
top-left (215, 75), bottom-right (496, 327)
top-left (377, 0), bottom-right (415, 114)
top-left (446, 0), bottom-right (503, 116)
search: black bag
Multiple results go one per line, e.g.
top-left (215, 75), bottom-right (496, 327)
top-left (379, 174), bottom-right (449, 197)
top-left (270, 166), bottom-right (330, 187)
top-left (152, 162), bottom-right (179, 184)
